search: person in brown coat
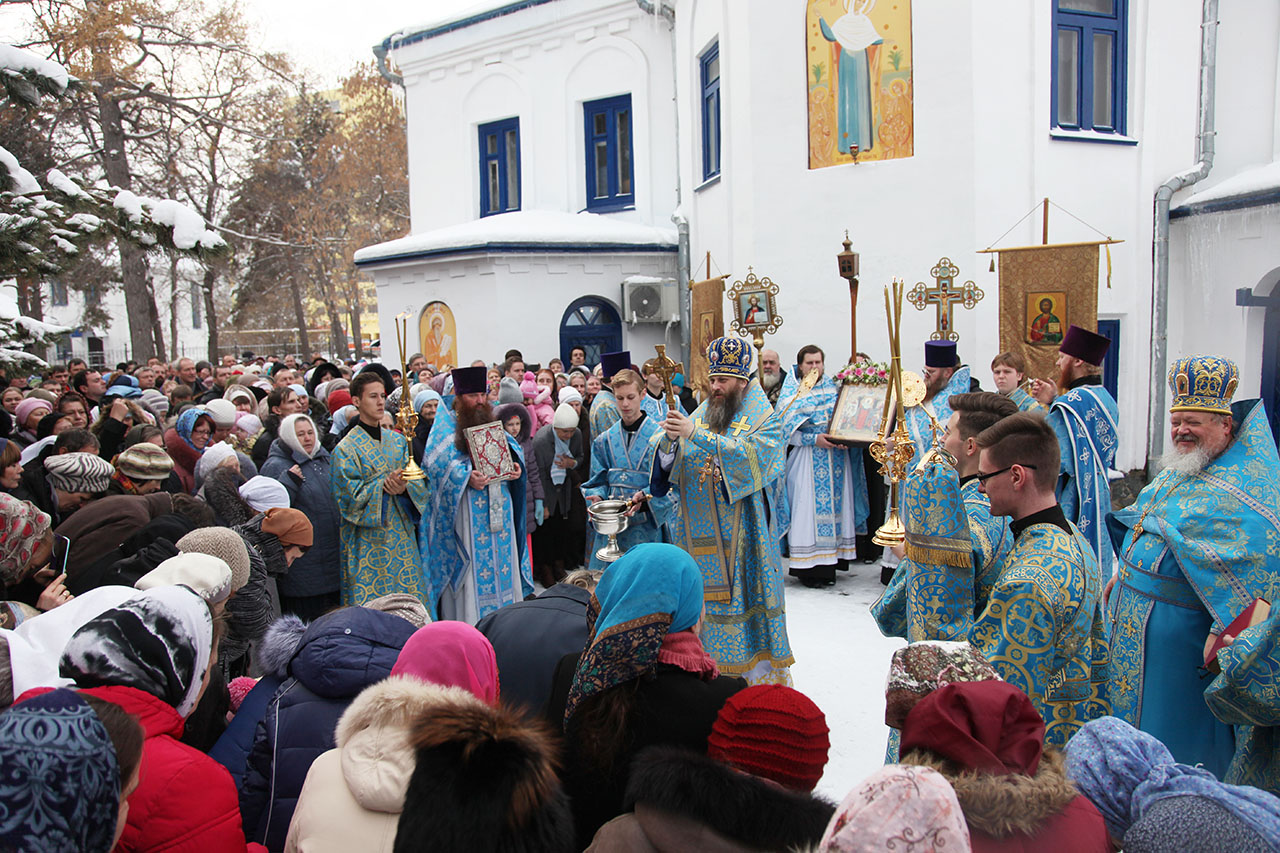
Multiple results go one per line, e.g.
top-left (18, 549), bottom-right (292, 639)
top-left (56, 491), bottom-right (174, 570)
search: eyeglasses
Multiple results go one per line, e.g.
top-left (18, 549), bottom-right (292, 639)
top-left (191, 427), bottom-right (211, 438)
top-left (975, 463), bottom-right (1037, 483)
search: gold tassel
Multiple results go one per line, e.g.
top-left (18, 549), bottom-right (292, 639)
top-left (1105, 243), bottom-right (1112, 289)
top-left (904, 542), bottom-right (975, 569)
top-left (989, 255), bottom-right (996, 273)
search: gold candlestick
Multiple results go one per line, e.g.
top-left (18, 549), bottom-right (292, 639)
top-left (394, 311), bottom-right (427, 482)
top-left (871, 278), bottom-right (916, 547)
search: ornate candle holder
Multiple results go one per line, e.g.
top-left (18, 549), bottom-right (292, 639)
top-left (394, 311), bottom-right (427, 482)
top-left (870, 279), bottom-right (924, 547)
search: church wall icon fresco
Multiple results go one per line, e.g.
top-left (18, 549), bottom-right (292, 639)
top-left (419, 301), bottom-right (458, 370)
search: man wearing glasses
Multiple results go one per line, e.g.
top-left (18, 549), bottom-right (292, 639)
top-left (969, 412), bottom-right (1109, 748)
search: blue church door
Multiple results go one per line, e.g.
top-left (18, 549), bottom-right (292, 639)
top-left (1261, 281), bottom-right (1280, 447)
top-left (560, 297), bottom-right (622, 367)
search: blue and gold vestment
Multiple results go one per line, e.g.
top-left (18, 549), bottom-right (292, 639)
top-left (589, 389), bottom-right (620, 437)
top-left (1007, 387), bottom-right (1044, 412)
top-left (1206, 614), bottom-right (1280, 795)
top-left (1047, 383), bottom-right (1118, 575)
top-left (651, 380), bottom-right (793, 682)
top-left (970, 518), bottom-right (1110, 748)
top-left (331, 424), bottom-right (429, 606)
top-left (640, 392), bottom-right (685, 421)
top-left (580, 414), bottom-right (675, 570)
top-left (1108, 399), bottom-right (1280, 778)
top-left (904, 367), bottom-right (970, 458)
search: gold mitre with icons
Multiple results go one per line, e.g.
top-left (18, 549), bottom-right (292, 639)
top-left (1168, 355), bottom-right (1239, 415)
top-left (706, 335), bottom-right (753, 380)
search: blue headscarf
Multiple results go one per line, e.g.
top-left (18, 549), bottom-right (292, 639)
top-left (0, 688), bottom-right (122, 853)
top-left (564, 543), bottom-right (704, 723)
top-left (1065, 715), bottom-right (1280, 846)
top-left (174, 405), bottom-right (212, 452)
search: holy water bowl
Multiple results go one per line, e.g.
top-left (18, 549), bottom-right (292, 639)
top-left (587, 499), bottom-right (631, 563)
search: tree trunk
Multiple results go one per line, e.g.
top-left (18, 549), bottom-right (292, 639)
top-left (15, 275), bottom-right (46, 362)
top-left (96, 90), bottom-right (155, 362)
top-left (347, 296), bottom-right (362, 361)
top-left (202, 266), bottom-right (219, 362)
top-left (168, 253), bottom-right (179, 361)
top-left (288, 277), bottom-right (310, 356)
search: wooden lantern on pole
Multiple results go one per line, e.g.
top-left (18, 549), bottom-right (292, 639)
top-left (838, 231), bottom-right (860, 359)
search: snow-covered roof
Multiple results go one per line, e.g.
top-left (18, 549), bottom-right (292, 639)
top-left (354, 209), bottom-right (678, 266)
top-left (1175, 160), bottom-right (1280, 212)
top-left (381, 0), bottom-right (560, 53)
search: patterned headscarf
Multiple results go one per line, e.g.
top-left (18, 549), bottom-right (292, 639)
top-left (174, 406), bottom-right (213, 452)
top-left (0, 492), bottom-right (51, 584)
top-left (564, 543), bottom-right (704, 724)
top-left (390, 621), bottom-right (499, 704)
top-left (1065, 715), bottom-right (1280, 845)
top-left (60, 584), bottom-right (213, 718)
top-left (0, 688), bottom-right (122, 853)
top-left (819, 765), bottom-right (970, 852)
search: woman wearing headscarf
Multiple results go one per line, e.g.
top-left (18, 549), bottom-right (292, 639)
top-left (57, 585), bottom-right (265, 852)
top-left (0, 492), bottom-right (76, 627)
top-left (1065, 715), bottom-right (1280, 852)
top-left (287, 621), bottom-right (573, 852)
top-left (817, 765), bottom-right (971, 853)
top-left (260, 413), bottom-right (341, 619)
top-left (164, 406), bottom-right (215, 493)
top-left (13, 396), bottom-right (52, 447)
top-left (410, 387), bottom-right (441, 465)
top-left (899, 681), bottom-right (1109, 852)
top-left (0, 687), bottom-right (145, 853)
top-left (547, 543), bottom-right (747, 848)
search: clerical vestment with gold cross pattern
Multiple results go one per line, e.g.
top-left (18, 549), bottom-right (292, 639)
top-left (650, 379), bottom-right (793, 684)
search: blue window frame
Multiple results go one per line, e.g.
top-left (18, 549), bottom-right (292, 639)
top-left (583, 94), bottom-right (634, 211)
top-left (478, 117), bottom-right (520, 216)
top-left (1052, 0), bottom-right (1127, 134)
top-left (700, 43), bottom-right (721, 181)
top-left (48, 280), bottom-right (68, 306)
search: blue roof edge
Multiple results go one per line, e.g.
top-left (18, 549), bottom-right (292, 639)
top-left (379, 0), bottom-right (560, 53)
top-left (354, 240), bottom-right (678, 267)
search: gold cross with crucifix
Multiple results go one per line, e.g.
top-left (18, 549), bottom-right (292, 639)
top-left (650, 344), bottom-right (684, 410)
top-left (698, 455), bottom-right (721, 485)
top-left (906, 257), bottom-right (984, 343)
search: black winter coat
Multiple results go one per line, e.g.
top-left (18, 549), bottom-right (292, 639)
top-left (258, 439), bottom-right (340, 597)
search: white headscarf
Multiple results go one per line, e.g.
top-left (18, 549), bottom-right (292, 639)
top-left (238, 475), bottom-right (290, 512)
top-left (278, 413), bottom-right (317, 459)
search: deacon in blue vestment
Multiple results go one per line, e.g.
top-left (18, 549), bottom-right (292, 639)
top-left (969, 411), bottom-right (1110, 748)
top-left (331, 371), bottom-right (429, 605)
top-left (581, 369), bottom-right (676, 570)
top-left (588, 350), bottom-right (629, 437)
top-left (904, 341), bottom-right (972, 459)
top-left (779, 345), bottom-right (868, 586)
top-left (991, 351), bottom-right (1044, 412)
top-left (652, 336), bottom-right (793, 684)
top-left (638, 358), bottom-right (686, 421)
top-left (1030, 324), bottom-right (1118, 577)
top-left (1108, 356), bottom-right (1280, 780)
top-left (420, 366), bottom-right (532, 623)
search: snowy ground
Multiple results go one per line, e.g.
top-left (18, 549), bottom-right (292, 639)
top-left (782, 564), bottom-right (905, 802)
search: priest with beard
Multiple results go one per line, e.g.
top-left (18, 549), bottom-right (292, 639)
top-left (420, 365), bottom-right (532, 622)
top-left (1106, 356), bottom-right (1280, 783)
top-left (651, 336), bottom-right (793, 685)
top-left (903, 341), bottom-right (972, 459)
top-left (1030, 325), bottom-right (1118, 573)
top-left (759, 348), bottom-right (784, 407)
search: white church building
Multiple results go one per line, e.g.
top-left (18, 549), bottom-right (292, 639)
top-left (356, 0), bottom-right (1280, 472)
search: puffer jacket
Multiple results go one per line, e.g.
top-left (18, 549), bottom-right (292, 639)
top-left (258, 439), bottom-right (340, 598)
top-left (240, 607), bottom-right (416, 850)
top-left (78, 684), bottom-right (265, 852)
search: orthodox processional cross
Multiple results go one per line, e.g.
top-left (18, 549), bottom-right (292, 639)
top-left (907, 257), bottom-right (984, 342)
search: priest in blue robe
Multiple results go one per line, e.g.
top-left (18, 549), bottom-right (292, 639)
top-left (331, 370), bottom-right (429, 605)
top-left (779, 345), bottom-right (868, 587)
top-left (1108, 356), bottom-right (1280, 780)
top-left (969, 411), bottom-right (1110, 748)
top-left (420, 365), bottom-right (532, 622)
top-left (904, 341), bottom-right (971, 459)
top-left (1030, 325), bottom-right (1118, 576)
top-left (581, 368), bottom-right (676, 570)
top-left (588, 350), bottom-right (629, 436)
top-left (651, 336), bottom-right (792, 684)
top-left (1206, 613), bottom-right (1280, 795)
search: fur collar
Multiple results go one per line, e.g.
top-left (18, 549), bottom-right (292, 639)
top-left (624, 746), bottom-right (835, 851)
top-left (257, 614), bottom-right (307, 679)
top-left (336, 676), bottom-right (476, 747)
top-left (902, 748), bottom-right (1080, 838)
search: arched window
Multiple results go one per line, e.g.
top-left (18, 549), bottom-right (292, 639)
top-left (559, 297), bottom-right (622, 367)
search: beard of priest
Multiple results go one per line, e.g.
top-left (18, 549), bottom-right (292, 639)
top-left (924, 366), bottom-right (955, 401)
top-left (705, 378), bottom-right (748, 432)
top-left (453, 393), bottom-right (494, 455)
top-left (1162, 409), bottom-right (1233, 475)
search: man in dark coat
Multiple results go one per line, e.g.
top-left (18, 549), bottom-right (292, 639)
top-left (475, 572), bottom-right (595, 714)
top-left (530, 403), bottom-right (586, 585)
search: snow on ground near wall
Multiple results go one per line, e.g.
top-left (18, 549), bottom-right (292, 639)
top-left (1179, 160), bottom-right (1280, 207)
top-left (785, 566), bottom-right (904, 801)
top-left (355, 209), bottom-right (678, 263)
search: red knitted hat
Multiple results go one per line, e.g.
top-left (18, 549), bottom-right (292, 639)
top-left (707, 685), bottom-right (830, 792)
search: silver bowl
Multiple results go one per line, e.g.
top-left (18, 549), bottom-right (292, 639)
top-left (587, 499), bottom-right (632, 562)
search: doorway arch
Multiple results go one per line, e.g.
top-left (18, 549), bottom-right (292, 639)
top-left (1260, 279), bottom-right (1280, 446)
top-left (559, 296), bottom-right (622, 366)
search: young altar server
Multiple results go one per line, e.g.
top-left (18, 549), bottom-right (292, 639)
top-left (588, 350), bottom-right (630, 436)
top-left (581, 369), bottom-right (675, 571)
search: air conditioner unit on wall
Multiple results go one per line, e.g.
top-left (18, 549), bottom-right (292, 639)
top-left (622, 276), bottom-right (679, 325)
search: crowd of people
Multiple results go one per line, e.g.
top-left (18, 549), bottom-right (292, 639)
top-left (0, 334), bottom-right (1278, 852)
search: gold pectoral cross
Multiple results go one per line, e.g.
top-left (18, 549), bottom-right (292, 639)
top-left (699, 455), bottom-right (722, 485)
top-left (729, 416), bottom-right (751, 437)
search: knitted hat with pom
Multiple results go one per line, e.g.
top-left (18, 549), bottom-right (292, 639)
top-left (707, 684), bottom-right (830, 792)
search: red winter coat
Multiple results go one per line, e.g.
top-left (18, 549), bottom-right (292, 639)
top-left (80, 685), bottom-right (264, 853)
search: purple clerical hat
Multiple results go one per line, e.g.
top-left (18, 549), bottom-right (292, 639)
top-left (450, 366), bottom-right (487, 395)
top-left (600, 350), bottom-right (631, 381)
top-left (1060, 325), bottom-right (1110, 366)
top-left (924, 340), bottom-right (959, 369)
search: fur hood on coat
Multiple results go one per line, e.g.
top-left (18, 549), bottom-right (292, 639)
top-left (610, 746), bottom-right (835, 852)
top-left (257, 614), bottom-right (307, 678)
top-left (901, 747), bottom-right (1081, 839)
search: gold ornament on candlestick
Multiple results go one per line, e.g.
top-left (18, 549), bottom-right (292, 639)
top-left (393, 311), bottom-right (427, 482)
top-left (870, 278), bottom-right (921, 547)
top-left (649, 344), bottom-right (684, 411)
